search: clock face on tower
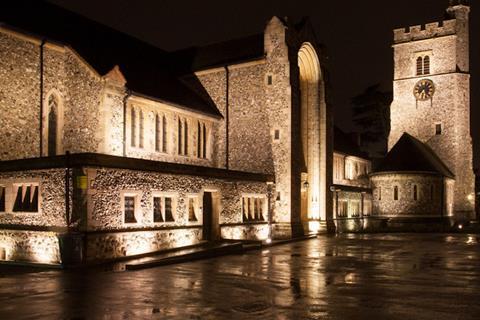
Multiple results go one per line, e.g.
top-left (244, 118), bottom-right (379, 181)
top-left (413, 79), bottom-right (435, 100)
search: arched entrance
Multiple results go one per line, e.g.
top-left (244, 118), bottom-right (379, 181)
top-left (298, 42), bottom-right (326, 233)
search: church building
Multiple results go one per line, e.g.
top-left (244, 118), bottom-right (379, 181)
top-left (0, 2), bottom-right (332, 265)
top-left (0, 1), bottom-right (475, 266)
top-left (371, 0), bottom-right (475, 224)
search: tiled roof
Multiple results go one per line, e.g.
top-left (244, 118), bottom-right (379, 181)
top-left (374, 133), bottom-right (454, 178)
top-left (1, 0), bottom-right (221, 117)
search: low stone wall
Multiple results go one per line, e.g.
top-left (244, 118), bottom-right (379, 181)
top-left (0, 230), bottom-right (61, 264)
top-left (85, 227), bottom-right (202, 261)
top-left (220, 223), bottom-right (270, 241)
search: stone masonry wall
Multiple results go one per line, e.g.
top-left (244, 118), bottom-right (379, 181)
top-left (0, 230), bottom-right (61, 264)
top-left (86, 167), bottom-right (269, 230)
top-left (371, 173), bottom-right (444, 217)
top-left (390, 10), bottom-right (475, 217)
top-left (0, 30), bottom-right (105, 161)
top-left (0, 169), bottom-right (67, 227)
top-left (84, 167), bottom-right (271, 259)
top-left (0, 32), bottom-right (41, 160)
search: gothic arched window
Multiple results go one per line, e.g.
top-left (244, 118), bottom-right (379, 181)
top-left (416, 57), bottom-right (423, 75)
top-left (423, 56), bottom-right (430, 75)
top-left (162, 115), bottom-right (167, 153)
top-left (139, 110), bottom-right (144, 148)
top-left (131, 108), bottom-right (136, 147)
top-left (47, 95), bottom-right (58, 156)
top-left (155, 114), bottom-right (161, 152)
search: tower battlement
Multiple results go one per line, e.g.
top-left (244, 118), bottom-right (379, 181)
top-left (393, 19), bottom-right (456, 44)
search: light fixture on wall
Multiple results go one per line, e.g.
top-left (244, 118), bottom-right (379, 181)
top-left (302, 181), bottom-right (309, 192)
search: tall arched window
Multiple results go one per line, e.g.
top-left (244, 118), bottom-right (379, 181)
top-left (413, 185), bottom-right (418, 201)
top-left (184, 119), bottom-right (188, 155)
top-left (202, 123), bottom-right (207, 158)
top-left (131, 108), bottom-right (136, 147)
top-left (155, 114), bottom-right (161, 152)
top-left (423, 56), bottom-right (430, 75)
top-left (178, 118), bottom-right (183, 155)
top-left (197, 121), bottom-right (201, 158)
top-left (393, 186), bottom-right (399, 201)
top-left (162, 115), bottom-right (167, 153)
top-left (47, 95), bottom-right (58, 156)
top-left (139, 110), bottom-right (144, 148)
top-left (416, 57), bottom-right (423, 75)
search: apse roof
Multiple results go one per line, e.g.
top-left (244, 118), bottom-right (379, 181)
top-left (0, 0), bottom-right (221, 117)
top-left (374, 133), bottom-right (454, 178)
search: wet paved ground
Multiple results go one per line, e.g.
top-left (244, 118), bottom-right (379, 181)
top-left (1, 234), bottom-right (480, 319)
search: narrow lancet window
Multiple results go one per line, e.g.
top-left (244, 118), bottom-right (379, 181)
top-left (131, 108), bottom-right (136, 147)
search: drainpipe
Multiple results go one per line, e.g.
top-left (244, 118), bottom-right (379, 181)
top-left (267, 182), bottom-right (274, 240)
top-left (122, 90), bottom-right (131, 157)
top-left (39, 39), bottom-right (46, 157)
top-left (65, 151), bottom-right (71, 228)
top-left (224, 66), bottom-right (230, 170)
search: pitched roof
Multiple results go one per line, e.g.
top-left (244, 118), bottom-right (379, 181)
top-left (172, 34), bottom-right (265, 73)
top-left (0, 0), bottom-right (221, 117)
top-left (334, 126), bottom-right (369, 159)
top-left (374, 133), bottom-right (454, 178)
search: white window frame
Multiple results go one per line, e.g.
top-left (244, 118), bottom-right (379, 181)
top-left (120, 191), bottom-right (142, 225)
top-left (10, 182), bottom-right (41, 214)
top-left (241, 193), bottom-right (268, 222)
top-left (151, 191), bottom-right (178, 225)
top-left (187, 193), bottom-right (202, 225)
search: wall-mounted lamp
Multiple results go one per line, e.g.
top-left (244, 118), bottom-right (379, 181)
top-left (302, 181), bottom-right (309, 191)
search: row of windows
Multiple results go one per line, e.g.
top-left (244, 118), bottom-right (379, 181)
top-left (124, 194), bottom-right (267, 225)
top-left (333, 156), bottom-right (370, 182)
top-left (0, 184), bottom-right (39, 213)
top-left (242, 196), bottom-right (267, 222)
top-left (377, 184), bottom-right (435, 201)
top-left (336, 199), bottom-right (372, 218)
top-left (123, 194), bottom-right (199, 225)
top-left (131, 107), bottom-right (210, 159)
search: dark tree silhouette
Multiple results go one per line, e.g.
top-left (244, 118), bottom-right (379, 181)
top-left (351, 84), bottom-right (392, 154)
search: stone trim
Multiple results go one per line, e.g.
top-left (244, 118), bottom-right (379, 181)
top-left (0, 153), bottom-right (275, 182)
top-left (85, 225), bottom-right (202, 235)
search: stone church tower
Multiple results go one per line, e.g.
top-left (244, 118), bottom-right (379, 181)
top-left (388, 0), bottom-right (475, 219)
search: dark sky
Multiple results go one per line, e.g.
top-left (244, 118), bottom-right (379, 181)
top-left (48, 0), bottom-right (480, 167)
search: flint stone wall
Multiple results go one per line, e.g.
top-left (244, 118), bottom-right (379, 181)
top-left (371, 173), bottom-right (444, 216)
top-left (86, 167), bottom-right (270, 229)
top-left (0, 169), bottom-right (67, 227)
top-left (0, 31), bottom-right (104, 161)
top-left (0, 230), bottom-right (61, 264)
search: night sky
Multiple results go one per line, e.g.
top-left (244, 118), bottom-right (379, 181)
top-left (48, 0), bottom-right (480, 168)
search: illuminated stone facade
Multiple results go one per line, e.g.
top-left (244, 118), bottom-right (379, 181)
top-left (0, 9), bottom-right (332, 265)
top-left (376, 2), bottom-right (475, 220)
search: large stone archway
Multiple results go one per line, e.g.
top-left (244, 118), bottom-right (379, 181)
top-left (298, 42), bottom-right (327, 233)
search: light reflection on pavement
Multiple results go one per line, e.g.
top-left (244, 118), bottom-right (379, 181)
top-left (0, 233), bottom-right (479, 319)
